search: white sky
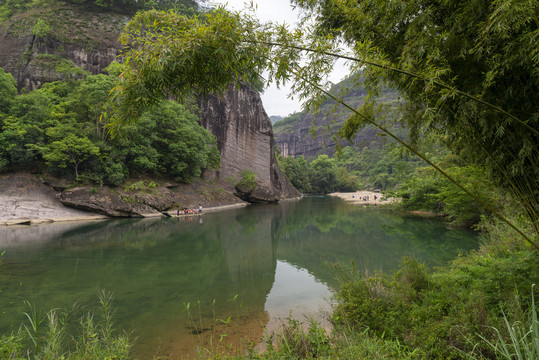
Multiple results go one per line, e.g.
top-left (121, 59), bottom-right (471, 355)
top-left (209, 0), bottom-right (349, 118)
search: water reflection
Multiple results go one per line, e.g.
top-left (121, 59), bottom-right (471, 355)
top-left (265, 261), bottom-right (333, 331)
top-left (0, 196), bottom-right (478, 358)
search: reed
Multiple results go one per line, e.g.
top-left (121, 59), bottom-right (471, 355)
top-left (0, 291), bottom-right (130, 359)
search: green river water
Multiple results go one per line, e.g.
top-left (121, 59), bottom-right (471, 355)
top-left (0, 196), bottom-right (478, 358)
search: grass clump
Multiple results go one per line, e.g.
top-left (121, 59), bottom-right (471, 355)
top-left (474, 285), bottom-right (539, 360)
top-left (0, 290), bottom-right (130, 359)
top-left (198, 317), bottom-right (417, 359)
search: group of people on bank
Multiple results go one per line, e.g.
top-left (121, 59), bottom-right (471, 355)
top-left (177, 205), bottom-right (203, 216)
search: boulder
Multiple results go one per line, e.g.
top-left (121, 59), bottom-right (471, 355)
top-left (234, 183), bottom-right (279, 204)
top-left (60, 187), bottom-right (161, 217)
top-left (133, 187), bottom-right (175, 211)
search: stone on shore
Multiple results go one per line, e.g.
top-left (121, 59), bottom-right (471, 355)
top-left (234, 183), bottom-right (280, 204)
top-left (60, 187), bottom-right (162, 217)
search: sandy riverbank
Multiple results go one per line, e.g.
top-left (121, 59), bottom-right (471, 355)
top-left (328, 190), bottom-right (398, 205)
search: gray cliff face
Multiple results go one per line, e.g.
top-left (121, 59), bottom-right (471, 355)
top-left (0, 3), bottom-right (126, 90)
top-left (0, 5), bottom-right (300, 201)
top-left (199, 84), bottom-right (300, 199)
top-left (274, 111), bottom-right (382, 159)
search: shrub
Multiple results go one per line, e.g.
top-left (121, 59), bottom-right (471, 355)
top-left (236, 169), bottom-right (258, 192)
top-left (333, 251), bottom-right (539, 359)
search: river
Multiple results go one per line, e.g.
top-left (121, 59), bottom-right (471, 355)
top-left (0, 196), bottom-right (478, 358)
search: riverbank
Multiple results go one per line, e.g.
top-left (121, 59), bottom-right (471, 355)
top-left (0, 203), bottom-right (251, 227)
top-left (328, 190), bottom-right (398, 205)
top-left (0, 173), bottom-right (250, 227)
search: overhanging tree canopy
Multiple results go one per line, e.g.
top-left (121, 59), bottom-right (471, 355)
top-left (107, 3), bottom-right (539, 247)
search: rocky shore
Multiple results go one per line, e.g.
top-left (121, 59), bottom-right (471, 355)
top-left (0, 173), bottom-right (248, 226)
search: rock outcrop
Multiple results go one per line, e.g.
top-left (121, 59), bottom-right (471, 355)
top-left (199, 84), bottom-right (300, 200)
top-left (275, 117), bottom-right (383, 158)
top-left (273, 85), bottom-right (400, 159)
top-left (0, 173), bottom-right (247, 224)
top-left (0, 173), bottom-right (105, 224)
top-left (0, 3), bottom-right (126, 90)
top-left (0, 4), bottom-right (300, 204)
top-left (59, 186), bottom-right (162, 217)
top-left (234, 182), bottom-right (279, 204)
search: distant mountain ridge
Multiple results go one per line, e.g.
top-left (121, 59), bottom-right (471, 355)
top-left (269, 115), bottom-right (284, 124)
top-left (273, 78), bottom-right (401, 158)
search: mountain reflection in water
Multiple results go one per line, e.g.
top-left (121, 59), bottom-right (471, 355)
top-left (0, 196), bottom-right (478, 358)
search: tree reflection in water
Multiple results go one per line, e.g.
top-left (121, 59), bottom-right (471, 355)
top-left (0, 196), bottom-right (477, 358)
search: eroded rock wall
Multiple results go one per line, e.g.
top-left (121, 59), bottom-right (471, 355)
top-left (0, 3), bottom-right (126, 90)
top-left (198, 84), bottom-right (300, 199)
top-left (0, 5), bottom-right (300, 200)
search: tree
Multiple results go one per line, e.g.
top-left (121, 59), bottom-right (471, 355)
top-left (71, 74), bottom-right (116, 139)
top-left (277, 154), bottom-right (312, 193)
top-left (107, 5), bottom-right (539, 246)
top-left (0, 67), bottom-right (17, 113)
top-left (309, 155), bottom-right (337, 194)
top-left (113, 100), bottom-right (220, 182)
top-left (39, 134), bottom-right (100, 181)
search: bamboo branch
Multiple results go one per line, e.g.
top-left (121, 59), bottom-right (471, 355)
top-left (254, 40), bottom-right (539, 137)
top-left (288, 66), bottom-right (539, 250)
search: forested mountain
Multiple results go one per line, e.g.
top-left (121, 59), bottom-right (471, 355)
top-left (272, 75), bottom-right (424, 195)
top-left (273, 76), bottom-right (401, 158)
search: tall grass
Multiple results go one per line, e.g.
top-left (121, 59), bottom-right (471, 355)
top-left (0, 290), bottom-right (130, 359)
top-left (479, 285), bottom-right (539, 360)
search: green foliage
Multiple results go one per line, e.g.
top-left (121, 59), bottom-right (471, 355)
top-left (263, 318), bottom-right (330, 359)
top-left (277, 154), bottom-right (312, 193)
top-left (33, 54), bottom-right (90, 81)
top-left (115, 100), bottom-right (220, 182)
top-left (124, 179), bottom-right (157, 192)
top-left (332, 250), bottom-right (539, 359)
top-left (37, 134), bottom-right (100, 181)
top-left (0, 291), bottom-right (131, 359)
top-left (0, 0), bottom-right (32, 21)
top-left (106, 8), bottom-right (269, 135)
top-left (32, 18), bottom-right (50, 37)
top-left (277, 145), bottom-right (419, 195)
top-left (478, 286), bottom-right (539, 360)
top-left (273, 112), bottom-right (302, 132)
top-left (0, 72), bottom-right (220, 184)
top-left (102, 160), bottom-right (125, 186)
top-left (395, 159), bottom-right (500, 227)
top-left (309, 154), bottom-right (337, 194)
top-left (206, 317), bottom-right (417, 359)
top-left (0, 0), bottom-right (200, 20)
top-left (0, 90), bottom-right (51, 170)
top-left (0, 68), bottom-right (17, 112)
top-left (236, 169), bottom-right (258, 192)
